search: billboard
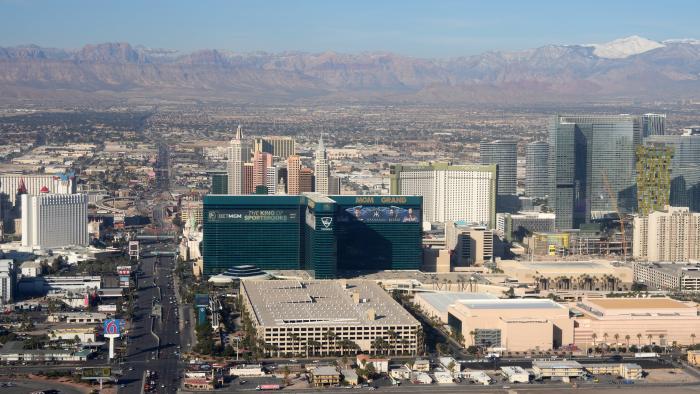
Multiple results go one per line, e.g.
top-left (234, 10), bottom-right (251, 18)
top-left (338, 206), bottom-right (420, 224)
top-left (119, 275), bottom-right (130, 288)
top-left (103, 319), bottom-right (125, 336)
top-left (116, 265), bottom-right (132, 276)
top-left (81, 367), bottom-right (112, 379)
top-left (207, 209), bottom-right (298, 223)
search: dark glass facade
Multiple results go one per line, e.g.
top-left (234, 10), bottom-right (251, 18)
top-left (208, 172), bottom-right (228, 195)
top-left (202, 194), bottom-right (422, 278)
top-left (330, 195), bottom-right (423, 271)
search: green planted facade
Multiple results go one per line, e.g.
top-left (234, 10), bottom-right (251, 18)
top-left (636, 145), bottom-right (673, 216)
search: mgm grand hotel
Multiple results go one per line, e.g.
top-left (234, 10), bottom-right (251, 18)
top-left (203, 193), bottom-right (422, 278)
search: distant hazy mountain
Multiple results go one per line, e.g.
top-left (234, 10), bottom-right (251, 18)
top-left (1, 36), bottom-right (699, 104)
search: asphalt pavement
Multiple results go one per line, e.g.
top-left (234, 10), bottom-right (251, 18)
top-left (119, 250), bottom-right (182, 394)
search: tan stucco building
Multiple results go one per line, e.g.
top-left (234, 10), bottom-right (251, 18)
top-left (446, 299), bottom-right (573, 352)
top-left (571, 298), bottom-right (700, 348)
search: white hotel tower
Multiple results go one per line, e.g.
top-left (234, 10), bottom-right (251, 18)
top-left (21, 192), bottom-right (88, 249)
top-left (314, 135), bottom-right (330, 195)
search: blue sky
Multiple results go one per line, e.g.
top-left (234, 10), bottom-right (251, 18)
top-left (1, 0), bottom-right (698, 57)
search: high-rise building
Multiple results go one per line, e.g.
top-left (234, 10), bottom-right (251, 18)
top-left (548, 115), bottom-right (636, 230)
top-left (445, 222), bottom-right (494, 266)
top-left (0, 173), bottom-right (77, 204)
top-left (265, 166), bottom-right (279, 195)
top-left (253, 151), bottom-right (273, 190)
top-left (242, 163), bottom-right (254, 195)
top-left (645, 132), bottom-right (700, 212)
top-left (525, 141), bottom-right (549, 199)
top-left (202, 194), bottom-right (423, 277)
top-left (480, 140), bottom-right (517, 196)
top-left (641, 113), bottom-right (666, 137)
top-left (636, 145), bottom-right (673, 216)
top-left (287, 155), bottom-right (301, 195)
top-left (300, 168), bottom-right (314, 193)
top-left (390, 163), bottom-right (497, 228)
top-left (314, 136), bottom-right (330, 195)
top-left (21, 193), bottom-right (88, 249)
top-left (0, 259), bottom-right (17, 306)
top-left (253, 136), bottom-right (296, 159)
top-left (227, 125), bottom-right (250, 194)
top-left (633, 206), bottom-right (700, 262)
top-left (208, 171), bottom-right (228, 195)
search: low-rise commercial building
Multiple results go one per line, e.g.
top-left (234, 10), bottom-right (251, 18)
top-left (633, 262), bottom-right (700, 291)
top-left (582, 363), bottom-right (643, 380)
top-left (572, 298), bottom-right (700, 347)
top-left (501, 366), bottom-right (530, 383)
top-left (312, 366), bottom-right (341, 387)
top-left (413, 292), bottom-right (496, 323)
top-left (240, 280), bottom-right (421, 357)
top-left (49, 327), bottom-right (96, 343)
top-left (48, 312), bottom-right (106, 324)
top-left (356, 354), bottom-right (389, 373)
top-left (532, 360), bottom-right (584, 380)
top-left (497, 212), bottom-right (556, 242)
top-left (0, 341), bottom-right (92, 362)
top-left (229, 364), bottom-right (265, 377)
top-left (447, 299), bottom-right (573, 352)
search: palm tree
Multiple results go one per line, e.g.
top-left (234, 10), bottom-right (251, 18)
top-left (637, 333), bottom-right (643, 346)
top-left (323, 329), bottom-right (337, 355)
top-left (603, 333), bottom-right (609, 347)
top-left (647, 334), bottom-right (653, 345)
top-left (691, 333), bottom-right (696, 346)
top-left (469, 330), bottom-right (477, 347)
top-left (306, 340), bottom-right (321, 356)
top-left (625, 335), bottom-right (631, 348)
top-left (614, 334), bottom-right (620, 346)
top-left (288, 333), bottom-right (301, 357)
top-left (591, 333), bottom-right (598, 348)
top-left (387, 329), bottom-right (400, 355)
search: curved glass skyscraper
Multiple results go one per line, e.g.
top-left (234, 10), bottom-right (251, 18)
top-left (548, 115), bottom-right (635, 230)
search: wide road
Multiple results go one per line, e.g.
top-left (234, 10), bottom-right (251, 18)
top-left (119, 248), bottom-right (182, 393)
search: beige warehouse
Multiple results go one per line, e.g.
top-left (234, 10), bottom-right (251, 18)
top-left (446, 299), bottom-right (573, 352)
top-left (571, 298), bottom-right (700, 348)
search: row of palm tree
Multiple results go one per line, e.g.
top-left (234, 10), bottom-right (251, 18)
top-left (429, 275), bottom-right (478, 292)
top-left (589, 331), bottom-right (686, 347)
top-left (534, 273), bottom-right (626, 291)
top-left (258, 328), bottom-right (419, 357)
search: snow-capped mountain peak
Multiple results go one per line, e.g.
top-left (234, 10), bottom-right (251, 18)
top-left (589, 35), bottom-right (665, 59)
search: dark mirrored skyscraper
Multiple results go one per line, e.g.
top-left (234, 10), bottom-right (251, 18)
top-left (480, 140), bottom-right (517, 196)
top-left (548, 115), bottom-right (636, 230)
top-left (526, 141), bottom-right (549, 199)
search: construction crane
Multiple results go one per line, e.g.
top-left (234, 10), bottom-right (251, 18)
top-left (601, 172), bottom-right (627, 261)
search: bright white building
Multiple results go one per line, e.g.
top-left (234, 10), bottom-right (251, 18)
top-left (0, 173), bottom-right (77, 204)
top-left (227, 125), bottom-right (250, 194)
top-left (21, 193), bottom-right (88, 249)
top-left (314, 136), bottom-right (330, 195)
top-left (390, 163), bottom-right (497, 228)
top-left (0, 259), bottom-right (17, 306)
top-left (633, 206), bottom-right (700, 261)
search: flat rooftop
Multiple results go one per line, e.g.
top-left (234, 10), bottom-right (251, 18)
top-left (585, 298), bottom-right (689, 309)
top-left (415, 292), bottom-right (496, 312)
top-left (458, 299), bottom-right (566, 310)
top-left (533, 360), bottom-right (583, 369)
top-left (242, 280), bottom-right (420, 327)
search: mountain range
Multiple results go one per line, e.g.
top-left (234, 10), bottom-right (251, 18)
top-left (1, 36), bottom-right (699, 104)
